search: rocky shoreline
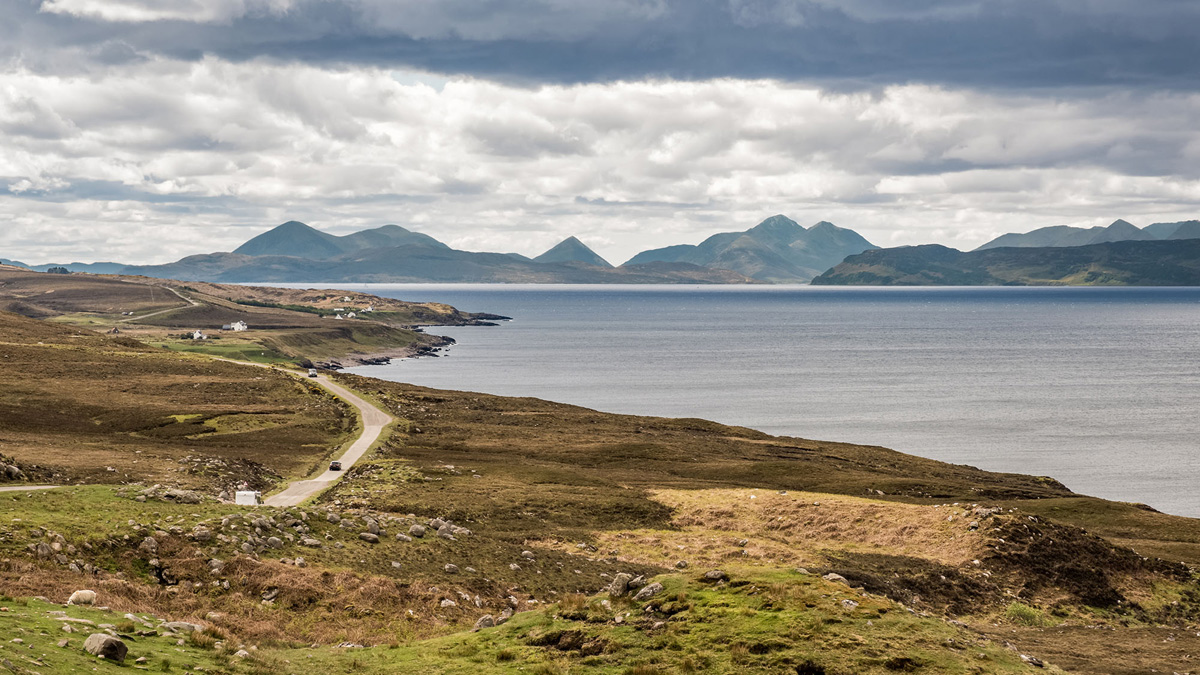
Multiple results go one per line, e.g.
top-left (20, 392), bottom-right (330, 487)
top-left (312, 333), bottom-right (457, 370)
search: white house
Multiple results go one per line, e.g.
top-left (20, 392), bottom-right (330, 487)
top-left (363, 305), bottom-right (374, 313)
top-left (221, 321), bottom-right (248, 332)
top-left (191, 331), bottom-right (207, 340)
top-left (346, 312), bottom-right (357, 319)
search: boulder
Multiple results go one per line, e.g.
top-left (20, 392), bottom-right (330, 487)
top-left (444, 564), bottom-right (460, 574)
top-left (83, 633), bottom-right (127, 662)
top-left (608, 573), bottom-right (633, 597)
top-left (358, 533), bottom-right (380, 544)
top-left (266, 537), bottom-right (283, 549)
top-left (702, 570), bottom-right (728, 582)
top-left (162, 489), bottom-right (202, 504)
top-left (395, 533), bottom-right (412, 543)
top-left (162, 621), bottom-right (202, 633)
top-left (473, 615), bottom-right (495, 630)
top-left (138, 537), bottom-right (158, 555)
top-left (408, 525), bottom-right (426, 538)
top-left (520, 550), bottom-right (535, 560)
top-left (822, 573), bottom-right (848, 585)
top-left (67, 590), bottom-right (97, 605)
top-left (633, 582), bottom-right (664, 602)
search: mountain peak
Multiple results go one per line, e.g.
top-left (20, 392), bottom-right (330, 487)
top-left (534, 236), bottom-right (613, 268)
top-left (233, 221), bottom-right (345, 258)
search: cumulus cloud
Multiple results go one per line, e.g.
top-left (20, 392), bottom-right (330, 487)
top-left (1, 58), bottom-right (1198, 264)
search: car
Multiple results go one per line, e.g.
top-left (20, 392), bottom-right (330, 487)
top-left (329, 460), bottom-right (342, 471)
top-left (308, 368), bottom-right (318, 378)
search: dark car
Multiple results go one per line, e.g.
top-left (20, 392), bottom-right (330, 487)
top-left (329, 460), bottom-right (342, 471)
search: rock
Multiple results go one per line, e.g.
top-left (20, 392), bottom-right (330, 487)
top-left (358, 533), bottom-right (380, 544)
top-left (35, 542), bottom-right (54, 560)
top-left (395, 533), bottom-right (412, 542)
top-left (326, 513), bottom-right (340, 523)
top-left (301, 538), bottom-right (321, 547)
top-left (509, 563), bottom-right (521, 571)
top-left (628, 575), bottom-right (646, 590)
top-left (702, 570), bottom-right (728, 582)
top-left (135, 656), bottom-right (148, 664)
top-left (520, 550), bottom-right (536, 560)
top-left (83, 633), bottom-right (127, 662)
top-left (191, 527), bottom-right (214, 543)
top-left (437, 525), bottom-right (456, 540)
top-left (266, 537), bottom-right (283, 549)
top-left (473, 615), bottom-right (495, 630)
top-left (295, 557), bottom-right (307, 568)
top-left (234, 649), bottom-right (251, 659)
top-left (57, 638), bottom-right (69, 648)
top-left (608, 573), bottom-right (633, 597)
top-left (444, 564), bottom-right (459, 574)
top-left (1021, 654), bottom-right (1045, 668)
top-left (633, 582), bottom-right (664, 602)
top-left (822, 573), bottom-right (848, 585)
top-left (968, 521), bottom-right (980, 531)
top-left (409, 525), bottom-right (426, 538)
top-left (68, 590), bottom-right (97, 605)
top-left (429, 518), bottom-right (446, 530)
top-left (842, 599), bottom-right (859, 610)
top-left (675, 560), bottom-right (688, 569)
top-left (440, 599), bottom-right (457, 608)
top-left (497, 608), bottom-right (513, 624)
top-left (262, 588), bottom-right (279, 602)
top-left (139, 537), bottom-right (158, 555)
top-left (162, 622), bottom-right (202, 633)
top-left (162, 489), bottom-right (202, 504)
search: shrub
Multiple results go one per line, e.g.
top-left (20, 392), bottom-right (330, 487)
top-left (1005, 601), bottom-right (1047, 627)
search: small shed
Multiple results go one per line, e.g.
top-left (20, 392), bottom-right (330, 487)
top-left (235, 491), bottom-right (260, 506)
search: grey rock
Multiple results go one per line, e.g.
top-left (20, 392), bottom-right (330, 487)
top-left (83, 633), bottom-right (127, 662)
top-left (633, 582), bottom-right (664, 602)
top-left (395, 533), bottom-right (412, 542)
top-left (408, 525), bottom-right (426, 538)
top-left (444, 564), bottom-right (460, 574)
top-left (703, 570), bottom-right (728, 582)
top-left (822, 573), bottom-right (848, 585)
top-left (162, 621), bottom-right (202, 633)
top-left (520, 550), bottom-right (535, 560)
top-left (358, 533), bottom-right (380, 544)
top-left (267, 537), bottom-right (283, 549)
top-left (473, 614), bottom-right (495, 630)
top-left (608, 573), bottom-right (633, 597)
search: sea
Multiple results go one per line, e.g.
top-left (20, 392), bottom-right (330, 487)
top-left (325, 284), bottom-right (1200, 517)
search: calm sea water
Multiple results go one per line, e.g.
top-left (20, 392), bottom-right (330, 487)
top-left (328, 285), bottom-right (1200, 517)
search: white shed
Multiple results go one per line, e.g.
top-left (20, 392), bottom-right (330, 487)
top-left (234, 491), bottom-right (260, 505)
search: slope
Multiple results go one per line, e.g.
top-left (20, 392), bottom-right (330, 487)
top-left (533, 236), bottom-right (613, 267)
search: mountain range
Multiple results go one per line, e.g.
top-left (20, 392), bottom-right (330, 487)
top-left (7, 216), bottom-right (875, 284)
top-left (813, 239), bottom-right (1200, 286)
top-left (976, 219), bottom-right (1200, 250)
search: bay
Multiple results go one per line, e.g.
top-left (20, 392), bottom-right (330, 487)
top-left (328, 284), bottom-right (1200, 517)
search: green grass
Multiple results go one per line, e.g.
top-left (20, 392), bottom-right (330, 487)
top-left (1005, 602), bottom-right (1049, 627)
top-left (0, 597), bottom-right (236, 673)
top-left (149, 339), bottom-right (295, 365)
top-left (265, 569), bottom-right (1046, 673)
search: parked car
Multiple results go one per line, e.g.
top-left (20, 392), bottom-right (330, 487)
top-left (308, 368), bottom-right (318, 378)
top-left (329, 460), bottom-right (342, 471)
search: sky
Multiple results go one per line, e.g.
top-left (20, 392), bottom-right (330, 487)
top-left (3, 0), bottom-right (1200, 265)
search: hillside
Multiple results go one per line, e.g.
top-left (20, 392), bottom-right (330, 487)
top-left (812, 239), bottom-right (1200, 286)
top-left (233, 221), bottom-right (450, 258)
top-left (5, 291), bottom-right (1200, 671)
top-left (625, 215), bottom-right (877, 282)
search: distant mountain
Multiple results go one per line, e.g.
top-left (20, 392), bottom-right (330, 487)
top-left (1160, 220), bottom-right (1200, 240)
top-left (0, 258), bottom-right (27, 268)
top-left (233, 221), bottom-right (449, 259)
top-left (0, 258), bottom-right (127, 274)
top-left (122, 248), bottom-right (752, 284)
top-left (624, 215), bottom-right (876, 282)
top-left (812, 239), bottom-right (1200, 286)
top-left (975, 219), bottom-right (1156, 250)
top-left (533, 236), bottom-right (612, 268)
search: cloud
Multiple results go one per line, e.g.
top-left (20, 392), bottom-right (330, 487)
top-left (1, 58), bottom-right (1199, 264)
top-left (3, 0), bottom-right (1198, 91)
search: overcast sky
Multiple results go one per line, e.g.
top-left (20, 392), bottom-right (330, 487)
top-left (3, 0), bottom-right (1200, 265)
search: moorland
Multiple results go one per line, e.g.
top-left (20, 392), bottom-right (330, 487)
top-left (2, 267), bottom-right (1200, 674)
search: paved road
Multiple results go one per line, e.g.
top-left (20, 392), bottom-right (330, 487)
top-left (0, 485), bottom-right (58, 493)
top-left (264, 372), bottom-right (394, 507)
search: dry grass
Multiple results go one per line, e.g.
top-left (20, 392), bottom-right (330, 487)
top-left (543, 488), bottom-right (988, 570)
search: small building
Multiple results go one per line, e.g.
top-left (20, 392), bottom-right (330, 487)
top-left (234, 491), bottom-right (260, 506)
top-left (334, 314), bottom-right (344, 320)
top-left (221, 321), bottom-right (248, 332)
top-left (346, 312), bottom-right (356, 319)
top-left (342, 296), bottom-right (352, 302)
top-left (363, 305), bottom-right (374, 313)
top-left (191, 331), bottom-right (207, 340)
